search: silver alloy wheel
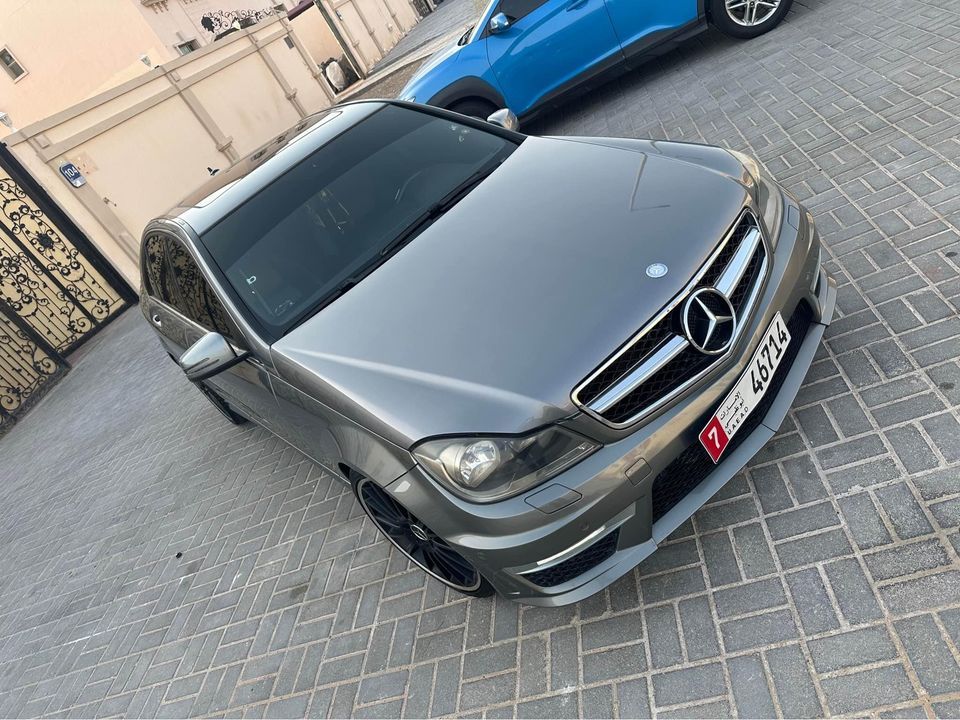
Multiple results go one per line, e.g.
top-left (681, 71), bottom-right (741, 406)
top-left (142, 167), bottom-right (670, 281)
top-left (725, 0), bottom-right (781, 26)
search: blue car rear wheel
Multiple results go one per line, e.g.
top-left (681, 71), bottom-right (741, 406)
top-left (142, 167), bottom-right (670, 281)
top-left (711, 0), bottom-right (792, 38)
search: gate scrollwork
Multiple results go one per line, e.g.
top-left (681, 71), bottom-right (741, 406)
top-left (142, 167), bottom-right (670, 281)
top-left (0, 146), bottom-right (132, 435)
top-left (0, 174), bottom-right (123, 351)
top-left (0, 308), bottom-right (66, 436)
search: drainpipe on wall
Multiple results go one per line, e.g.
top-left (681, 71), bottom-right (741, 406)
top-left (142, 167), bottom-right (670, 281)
top-left (313, 0), bottom-right (367, 79)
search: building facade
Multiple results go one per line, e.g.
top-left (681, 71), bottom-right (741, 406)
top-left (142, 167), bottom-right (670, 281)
top-left (0, 0), bottom-right (296, 131)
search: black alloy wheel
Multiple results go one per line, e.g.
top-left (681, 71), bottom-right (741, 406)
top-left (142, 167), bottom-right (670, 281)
top-left (356, 477), bottom-right (491, 595)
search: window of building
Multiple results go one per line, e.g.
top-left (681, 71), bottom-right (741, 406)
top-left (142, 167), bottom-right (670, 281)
top-left (175, 40), bottom-right (200, 55)
top-left (0, 47), bottom-right (26, 81)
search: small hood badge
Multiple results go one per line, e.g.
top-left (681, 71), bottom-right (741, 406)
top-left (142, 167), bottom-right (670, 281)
top-left (646, 263), bottom-right (668, 278)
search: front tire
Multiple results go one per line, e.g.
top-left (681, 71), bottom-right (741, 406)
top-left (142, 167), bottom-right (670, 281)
top-left (710, 0), bottom-right (792, 38)
top-left (355, 476), bottom-right (494, 597)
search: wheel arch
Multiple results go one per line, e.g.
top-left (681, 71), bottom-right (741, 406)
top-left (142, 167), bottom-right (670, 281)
top-left (338, 461), bottom-right (365, 485)
top-left (429, 77), bottom-right (506, 112)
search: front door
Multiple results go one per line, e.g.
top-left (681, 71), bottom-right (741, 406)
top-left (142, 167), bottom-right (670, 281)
top-left (142, 233), bottom-right (281, 429)
top-left (484, 0), bottom-right (622, 115)
top-left (602, 0), bottom-right (700, 59)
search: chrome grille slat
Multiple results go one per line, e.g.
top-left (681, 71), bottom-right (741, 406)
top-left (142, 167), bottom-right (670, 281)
top-left (716, 226), bottom-right (762, 296)
top-left (573, 210), bottom-right (769, 428)
top-left (591, 335), bottom-right (689, 414)
top-left (731, 248), bottom-right (766, 322)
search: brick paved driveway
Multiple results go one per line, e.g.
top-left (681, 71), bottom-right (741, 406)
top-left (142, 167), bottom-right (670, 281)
top-left (2, 0), bottom-right (960, 716)
top-left (369, 0), bottom-right (476, 73)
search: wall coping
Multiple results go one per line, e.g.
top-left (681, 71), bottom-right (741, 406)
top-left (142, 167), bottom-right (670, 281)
top-left (5, 17), bottom-right (286, 147)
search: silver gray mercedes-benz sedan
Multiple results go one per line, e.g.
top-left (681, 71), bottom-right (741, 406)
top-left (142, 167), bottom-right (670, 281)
top-left (141, 100), bottom-right (836, 606)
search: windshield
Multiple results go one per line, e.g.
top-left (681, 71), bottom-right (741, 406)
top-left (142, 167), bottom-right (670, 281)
top-left (200, 105), bottom-right (516, 337)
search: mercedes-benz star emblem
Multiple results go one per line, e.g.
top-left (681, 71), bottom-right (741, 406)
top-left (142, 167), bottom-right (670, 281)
top-left (646, 263), bottom-right (668, 278)
top-left (682, 288), bottom-right (737, 355)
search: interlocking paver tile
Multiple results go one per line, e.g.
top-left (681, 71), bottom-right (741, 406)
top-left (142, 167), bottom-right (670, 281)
top-left (1, 0), bottom-right (959, 716)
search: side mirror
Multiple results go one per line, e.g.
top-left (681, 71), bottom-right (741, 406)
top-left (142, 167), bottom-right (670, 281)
top-left (488, 12), bottom-right (511, 34)
top-left (486, 108), bottom-right (519, 132)
top-left (179, 331), bottom-right (248, 382)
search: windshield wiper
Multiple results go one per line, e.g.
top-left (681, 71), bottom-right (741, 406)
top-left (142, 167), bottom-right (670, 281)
top-left (378, 162), bottom-right (501, 260)
top-left (287, 276), bottom-right (362, 328)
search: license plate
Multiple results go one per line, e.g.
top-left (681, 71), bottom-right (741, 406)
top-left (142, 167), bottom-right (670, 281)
top-left (699, 312), bottom-right (791, 463)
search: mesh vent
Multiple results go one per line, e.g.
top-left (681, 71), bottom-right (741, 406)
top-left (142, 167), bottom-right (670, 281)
top-left (524, 529), bottom-right (620, 588)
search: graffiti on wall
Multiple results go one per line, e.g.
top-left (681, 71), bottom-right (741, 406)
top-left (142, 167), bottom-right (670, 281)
top-left (200, 8), bottom-right (278, 37)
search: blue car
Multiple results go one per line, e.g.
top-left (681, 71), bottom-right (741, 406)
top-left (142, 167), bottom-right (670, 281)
top-left (401, 0), bottom-right (792, 121)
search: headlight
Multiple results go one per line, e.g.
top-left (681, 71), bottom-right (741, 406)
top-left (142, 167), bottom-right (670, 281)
top-left (413, 427), bottom-right (599, 503)
top-left (728, 149), bottom-right (783, 243)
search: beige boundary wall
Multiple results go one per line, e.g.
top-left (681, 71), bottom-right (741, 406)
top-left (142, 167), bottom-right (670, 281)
top-left (289, 0), bottom-right (427, 80)
top-left (3, 16), bottom-right (334, 288)
top-left (288, 6), bottom-right (346, 69)
top-left (320, 0), bottom-right (422, 75)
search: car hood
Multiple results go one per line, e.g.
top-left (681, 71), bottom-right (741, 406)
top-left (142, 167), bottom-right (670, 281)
top-left (272, 136), bottom-right (751, 448)
top-left (403, 39), bottom-right (461, 93)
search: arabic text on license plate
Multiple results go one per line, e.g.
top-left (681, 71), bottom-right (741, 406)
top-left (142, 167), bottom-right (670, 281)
top-left (699, 312), bottom-right (791, 463)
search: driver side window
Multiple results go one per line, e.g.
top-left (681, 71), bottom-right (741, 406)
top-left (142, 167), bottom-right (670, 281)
top-left (143, 233), bottom-right (238, 342)
top-left (166, 240), bottom-right (236, 340)
top-left (143, 234), bottom-right (174, 302)
top-left (498, 0), bottom-right (550, 20)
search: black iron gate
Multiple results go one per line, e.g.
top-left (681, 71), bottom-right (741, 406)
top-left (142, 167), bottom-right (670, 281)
top-left (0, 143), bottom-right (135, 435)
top-left (0, 305), bottom-right (69, 435)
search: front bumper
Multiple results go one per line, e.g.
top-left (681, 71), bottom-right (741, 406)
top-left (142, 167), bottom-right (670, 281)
top-left (386, 194), bottom-right (836, 605)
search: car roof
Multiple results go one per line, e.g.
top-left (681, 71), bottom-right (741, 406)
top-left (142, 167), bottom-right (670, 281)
top-left (166, 101), bottom-right (385, 235)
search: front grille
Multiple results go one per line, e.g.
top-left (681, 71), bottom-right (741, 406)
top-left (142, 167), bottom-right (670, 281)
top-left (602, 351), bottom-right (715, 425)
top-left (651, 301), bottom-right (814, 523)
top-left (578, 323), bottom-right (674, 403)
top-left (729, 245), bottom-right (765, 315)
top-left (574, 211), bottom-right (768, 427)
top-left (699, 215), bottom-right (756, 288)
top-left (524, 528), bottom-right (620, 588)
